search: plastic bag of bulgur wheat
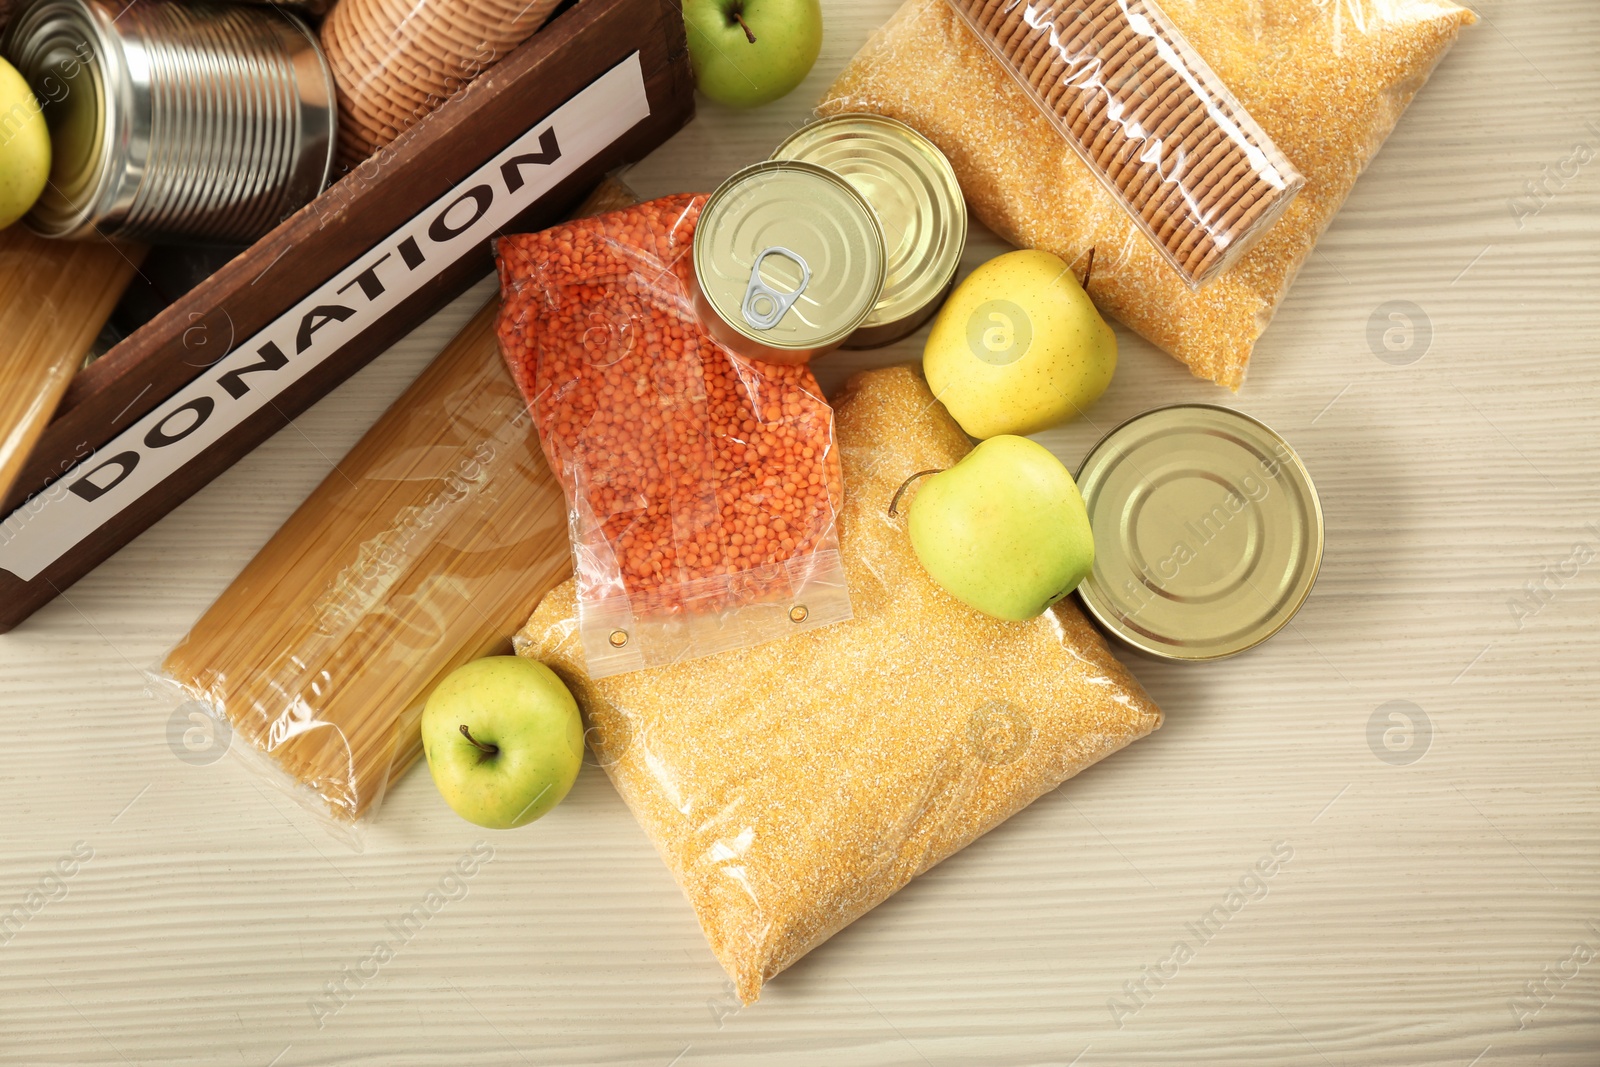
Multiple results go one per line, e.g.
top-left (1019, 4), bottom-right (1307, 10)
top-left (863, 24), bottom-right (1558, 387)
top-left (516, 365), bottom-right (1164, 1002)
top-left (819, 0), bottom-right (1476, 389)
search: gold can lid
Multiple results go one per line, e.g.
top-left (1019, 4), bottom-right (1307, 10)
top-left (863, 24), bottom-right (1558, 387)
top-left (771, 115), bottom-right (966, 340)
top-left (1075, 405), bottom-right (1324, 662)
top-left (694, 159), bottom-right (886, 353)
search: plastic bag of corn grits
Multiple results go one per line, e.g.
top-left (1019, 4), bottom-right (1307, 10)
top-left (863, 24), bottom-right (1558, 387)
top-left (819, 0), bottom-right (1475, 389)
top-left (516, 365), bottom-right (1164, 1002)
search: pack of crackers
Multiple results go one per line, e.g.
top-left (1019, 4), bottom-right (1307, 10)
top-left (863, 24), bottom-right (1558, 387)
top-left (945, 0), bottom-right (1303, 288)
top-left (821, 0), bottom-right (1476, 387)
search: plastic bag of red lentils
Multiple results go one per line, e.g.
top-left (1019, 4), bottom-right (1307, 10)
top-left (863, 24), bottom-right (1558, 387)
top-left (495, 194), bottom-right (851, 678)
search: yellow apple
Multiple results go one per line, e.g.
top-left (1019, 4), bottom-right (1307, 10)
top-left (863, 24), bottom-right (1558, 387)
top-left (923, 249), bottom-right (1116, 439)
top-left (0, 57), bottom-right (50, 231)
top-left (907, 435), bottom-right (1094, 621)
top-left (421, 657), bottom-right (584, 830)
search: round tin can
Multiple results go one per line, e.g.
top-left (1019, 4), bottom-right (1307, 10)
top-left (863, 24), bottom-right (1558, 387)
top-left (692, 159), bottom-right (886, 365)
top-left (2, 0), bottom-right (335, 243)
top-left (770, 114), bottom-right (966, 349)
top-left (1074, 405), bottom-right (1324, 661)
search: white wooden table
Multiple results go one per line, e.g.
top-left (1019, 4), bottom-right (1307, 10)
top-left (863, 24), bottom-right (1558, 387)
top-left (3, 2), bottom-right (1597, 1063)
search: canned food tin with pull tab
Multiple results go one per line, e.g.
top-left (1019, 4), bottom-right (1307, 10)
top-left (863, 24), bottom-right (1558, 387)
top-left (771, 114), bottom-right (966, 349)
top-left (691, 159), bottom-right (887, 365)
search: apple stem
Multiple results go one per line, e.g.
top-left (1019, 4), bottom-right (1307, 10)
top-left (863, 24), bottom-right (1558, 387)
top-left (1079, 246), bottom-right (1096, 290)
top-left (732, 11), bottom-right (757, 43)
top-left (459, 724), bottom-right (498, 757)
top-left (888, 469), bottom-right (945, 518)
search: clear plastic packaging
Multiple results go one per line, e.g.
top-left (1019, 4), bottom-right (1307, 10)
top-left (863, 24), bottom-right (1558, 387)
top-left (945, 0), bottom-right (1302, 288)
top-left (516, 365), bottom-right (1163, 1002)
top-left (151, 298), bottom-right (569, 839)
top-left (0, 228), bottom-right (141, 505)
top-left (496, 194), bottom-right (852, 679)
top-left (820, 0), bottom-right (1476, 387)
top-left (149, 177), bottom-right (643, 840)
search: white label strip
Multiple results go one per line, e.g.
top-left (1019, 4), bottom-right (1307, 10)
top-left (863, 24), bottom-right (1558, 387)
top-left (0, 53), bottom-right (650, 583)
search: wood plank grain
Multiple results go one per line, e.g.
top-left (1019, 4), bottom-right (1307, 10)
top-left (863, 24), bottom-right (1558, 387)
top-left (0, 0), bottom-right (1595, 1064)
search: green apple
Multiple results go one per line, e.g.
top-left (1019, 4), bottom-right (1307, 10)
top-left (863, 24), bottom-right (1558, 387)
top-left (924, 249), bottom-right (1116, 440)
top-left (421, 656), bottom-right (584, 830)
top-left (683, 0), bottom-right (822, 109)
top-left (904, 435), bottom-right (1094, 622)
top-left (0, 57), bottom-right (51, 230)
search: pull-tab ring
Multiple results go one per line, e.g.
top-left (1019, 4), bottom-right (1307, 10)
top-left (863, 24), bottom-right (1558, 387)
top-left (741, 246), bottom-right (810, 331)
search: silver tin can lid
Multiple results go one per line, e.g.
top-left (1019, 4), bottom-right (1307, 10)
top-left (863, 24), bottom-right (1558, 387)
top-left (2, 0), bottom-right (335, 242)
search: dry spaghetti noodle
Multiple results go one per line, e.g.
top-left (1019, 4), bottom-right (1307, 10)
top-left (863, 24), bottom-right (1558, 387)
top-left (0, 229), bottom-right (141, 505)
top-left (155, 178), bottom-right (637, 830)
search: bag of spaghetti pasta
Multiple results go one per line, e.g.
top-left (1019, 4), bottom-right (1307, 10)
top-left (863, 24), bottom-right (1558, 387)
top-left (149, 180), bottom-right (638, 841)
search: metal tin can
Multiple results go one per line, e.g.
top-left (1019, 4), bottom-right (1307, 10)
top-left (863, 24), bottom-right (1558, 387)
top-left (1074, 405), bottom-right (1324, 662)
top-left (3, 0), bottom-right (335, 243)
top-left (692, 159), bottom-right (886, 365)
top-left (771, 114), bottom-right (966, 349)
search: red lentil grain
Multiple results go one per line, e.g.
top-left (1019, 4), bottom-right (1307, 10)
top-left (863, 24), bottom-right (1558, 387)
top-left (496, 195), bottom-right (844, 619)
